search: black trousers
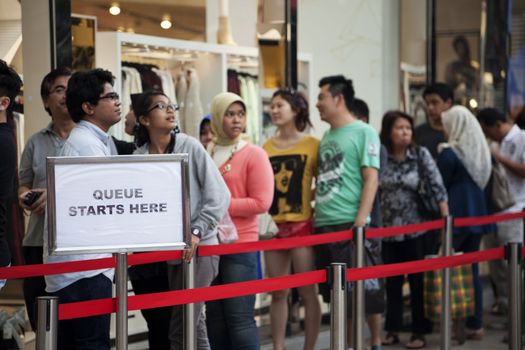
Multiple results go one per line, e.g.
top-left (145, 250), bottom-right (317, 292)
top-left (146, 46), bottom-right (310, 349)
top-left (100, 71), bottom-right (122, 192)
top-left (382, 235), bottom-right (426, 335)
top-left (23, 246), bottom-right (51, 331)
top-left (129, 263), bottom-right (171, 350)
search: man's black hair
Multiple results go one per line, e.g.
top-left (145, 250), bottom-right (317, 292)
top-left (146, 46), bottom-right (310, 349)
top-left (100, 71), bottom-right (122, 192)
top-left (40, 67), bottom-right (72, 116)
top-left (318, 75), bottom-right (355, 111)
top-left (0, 60), bottom-right (22, 119)
top-left (350, 98), bottom-right (369, 120)
top-left (476, 107), bottom-right (506, 127)
top-left (66, 69), bottom-right (114, 123)
top-left (422, 82), bottom-right (454, 103)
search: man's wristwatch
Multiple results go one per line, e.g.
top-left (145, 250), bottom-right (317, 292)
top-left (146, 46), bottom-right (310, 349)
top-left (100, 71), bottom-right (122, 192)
top-left (191, 227), bottom-right (202, 239)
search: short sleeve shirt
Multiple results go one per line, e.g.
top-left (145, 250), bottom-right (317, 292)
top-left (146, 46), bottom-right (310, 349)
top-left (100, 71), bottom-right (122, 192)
top-left (263, 135), bottom-right (319, 223)
top-left (19, 123), bottom-right (67, 247)
top-left (315, 120), bottom-right (380, 227)
top-left (500, 125), bottom-right (525, 211)
top-left (44, 120), bottom-right (116, 293)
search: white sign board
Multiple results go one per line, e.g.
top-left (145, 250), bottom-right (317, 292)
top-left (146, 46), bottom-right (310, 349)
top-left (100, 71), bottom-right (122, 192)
top-left (46, 155), bottom-right (190, 255)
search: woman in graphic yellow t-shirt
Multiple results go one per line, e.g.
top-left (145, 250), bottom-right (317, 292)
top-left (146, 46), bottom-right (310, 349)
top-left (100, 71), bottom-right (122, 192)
top-left (263, 89), bottom-right (321, 350)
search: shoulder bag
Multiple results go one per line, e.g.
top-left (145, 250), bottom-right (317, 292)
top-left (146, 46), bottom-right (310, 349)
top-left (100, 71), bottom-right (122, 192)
top-left (415, 146), bottom-right (441, 219)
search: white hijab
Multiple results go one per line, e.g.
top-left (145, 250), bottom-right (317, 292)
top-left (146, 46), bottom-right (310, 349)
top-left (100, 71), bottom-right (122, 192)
top-left (440, 105), bottom-right (492, 189)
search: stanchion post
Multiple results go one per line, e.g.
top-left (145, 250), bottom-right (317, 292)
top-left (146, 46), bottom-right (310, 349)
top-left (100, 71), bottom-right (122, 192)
top-left (352, 226), bottom-right (365, 350)
top-left (36, 296), bottom-right (58, 350)
top-left (328, 263), bottom-right (347, 350)
top-left (440, 215), bottom-right (453, 350)
top-left (183, 255), bottom-right (196, 350)
top-left (505, 242), bottom-right (522, 350)
top-left (522, 208), bottom-right (525, 339)
top-left (115, 252), bottom-right (128, 350)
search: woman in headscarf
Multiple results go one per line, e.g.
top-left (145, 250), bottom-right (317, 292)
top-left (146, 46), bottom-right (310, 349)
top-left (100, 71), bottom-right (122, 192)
top-left (132, 90), bottom-right (230, 350)
top-left (205, 92), bottom-right (274, 350)
top-left (436, 105), bottom-right (492, 340)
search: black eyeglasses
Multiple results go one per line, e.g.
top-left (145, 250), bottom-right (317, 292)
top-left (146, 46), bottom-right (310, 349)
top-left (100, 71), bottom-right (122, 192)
top-left (147, 102), bottom-right (179, 114)
top-left (98, 92), bottom-right (120, 101)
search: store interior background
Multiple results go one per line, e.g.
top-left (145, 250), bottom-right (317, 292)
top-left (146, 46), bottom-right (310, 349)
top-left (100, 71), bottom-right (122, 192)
top-left (0, 0), bottom-right (524, 347)
top-left (1, 0), bottom-right (525, 142)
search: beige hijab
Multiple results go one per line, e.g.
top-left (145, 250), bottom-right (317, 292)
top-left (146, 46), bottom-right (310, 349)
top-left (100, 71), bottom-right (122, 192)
top-left (210, 92), bottom-right (247, 145)
top-left (440, 105), bottom-right (492, 189)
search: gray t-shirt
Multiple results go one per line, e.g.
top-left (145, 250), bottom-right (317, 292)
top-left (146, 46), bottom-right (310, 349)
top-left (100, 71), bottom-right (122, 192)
top-left (19, 123), bottom-right (67, 247)
top-left (414, 122), bottom-right (445, 159)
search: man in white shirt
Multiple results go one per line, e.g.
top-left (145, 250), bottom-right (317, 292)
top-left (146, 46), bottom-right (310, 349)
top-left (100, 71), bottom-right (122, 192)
top-left (477, 107), bottom-right (525, 315)
top-left (45, 69), bottom-right (121, 350)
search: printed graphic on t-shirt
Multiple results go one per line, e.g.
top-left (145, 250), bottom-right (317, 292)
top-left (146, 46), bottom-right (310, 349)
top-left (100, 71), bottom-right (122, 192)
top-left (316, 140), bottom-right (344, 204)
top-left (269, 154), bottom-right (307, 215)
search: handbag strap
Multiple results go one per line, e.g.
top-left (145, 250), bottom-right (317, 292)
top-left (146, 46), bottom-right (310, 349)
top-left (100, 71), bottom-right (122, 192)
top-left (415, 146), bottom-right (425, 181)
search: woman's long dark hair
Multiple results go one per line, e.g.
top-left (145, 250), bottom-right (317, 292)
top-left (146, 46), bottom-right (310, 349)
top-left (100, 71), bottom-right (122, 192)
top-left (134, 90), bottom-right (178, 151)
top-left (380, 110), bottom-right (415, 153)
top-left (272, 88), bottom-right (312, 132)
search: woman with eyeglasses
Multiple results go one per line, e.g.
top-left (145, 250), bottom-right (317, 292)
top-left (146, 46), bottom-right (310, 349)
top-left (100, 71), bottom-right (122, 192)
top-left (132, 90), bottom-right (230, 350)
top-left (262, 88), bottom-right (321, 350)
top-left (205, 92), bottom-right (274, 350)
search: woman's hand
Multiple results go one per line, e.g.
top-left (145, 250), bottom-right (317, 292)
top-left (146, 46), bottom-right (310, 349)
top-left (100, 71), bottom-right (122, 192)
top-left (183, 235), bottom-right (200, 262)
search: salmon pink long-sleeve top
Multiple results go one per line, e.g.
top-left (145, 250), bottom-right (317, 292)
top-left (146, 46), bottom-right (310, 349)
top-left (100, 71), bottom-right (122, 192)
top-left (219, 143), bottom-right (274, 243)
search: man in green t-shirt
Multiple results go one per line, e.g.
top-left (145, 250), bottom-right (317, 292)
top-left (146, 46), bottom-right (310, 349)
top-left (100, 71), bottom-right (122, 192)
top-left (314, 75), bottom-right (383, 350)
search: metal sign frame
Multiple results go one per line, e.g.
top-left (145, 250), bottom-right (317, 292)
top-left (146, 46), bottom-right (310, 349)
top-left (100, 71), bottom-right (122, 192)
top-left (46, 154), bottom-right (191, 255)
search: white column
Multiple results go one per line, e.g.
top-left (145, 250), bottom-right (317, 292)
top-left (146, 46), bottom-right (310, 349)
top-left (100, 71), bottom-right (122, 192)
top-left (21, 0), bottom-right (52, 142)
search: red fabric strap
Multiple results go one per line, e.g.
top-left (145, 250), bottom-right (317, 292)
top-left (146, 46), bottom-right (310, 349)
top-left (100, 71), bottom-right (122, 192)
top-left (59, 247), bottom-right (504, 320)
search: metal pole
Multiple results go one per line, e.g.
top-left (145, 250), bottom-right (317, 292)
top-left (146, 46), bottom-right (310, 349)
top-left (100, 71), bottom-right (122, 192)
top-left (440, 215), bottom-right (453, 350)
top-left (329, 263), bottom-right (347, 350)
top-left (115, 252), bottom-right (128, 350)
top-left (506, 243), bottom-right (522, 350)
top-left (36, 296), bottom-right (58, 350)
top-left (183, 255), bottom-right (196, 350)
top-left (352, 226), bottom-right (365, 350)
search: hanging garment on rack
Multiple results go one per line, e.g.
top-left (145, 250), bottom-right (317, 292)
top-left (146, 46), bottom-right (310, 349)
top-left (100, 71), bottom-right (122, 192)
top-left (176, 72), bottom-right (188, 133)
top-left (153, 68), bottom-right (177, 106)
top-left (238, 75), bottom-right (260, 144)
top-left (227, 69), bottom-right (241, 95)
top-left (116, 66), bottom-right (143, 141)
top-left (246, 77), bottom-right (259, 144)
top-left (184, 68), bottom-right (204, 138)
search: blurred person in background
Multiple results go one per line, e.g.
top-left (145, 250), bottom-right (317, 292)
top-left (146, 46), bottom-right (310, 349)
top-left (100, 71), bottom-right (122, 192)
top-left (263, 88), bottom-right (321, 350)
top-left (18, 67), bottom-right (74, 330)
top-left (206, 92), bottom-right (274, 350)
top-left (437, 105), bottom-right (492, 340)
top-left (379, 111), bottom-right (448, 349)
top-left (477, 107), bottom-right (525, 315)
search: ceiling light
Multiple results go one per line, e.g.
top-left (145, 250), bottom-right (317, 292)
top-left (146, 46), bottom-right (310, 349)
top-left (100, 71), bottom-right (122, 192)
top-left (160, 15), bottom-right (172, 29)
top-left (109, 2), bottom-right (121, 16)
top-left (469, 98), bottom-right (478, 109)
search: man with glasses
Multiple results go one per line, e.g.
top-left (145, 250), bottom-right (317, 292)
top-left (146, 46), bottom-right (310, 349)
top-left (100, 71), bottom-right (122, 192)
top-left (44, 68), bottom-right (121, 350)
top-left (18, 67), bottom-right (75, 331)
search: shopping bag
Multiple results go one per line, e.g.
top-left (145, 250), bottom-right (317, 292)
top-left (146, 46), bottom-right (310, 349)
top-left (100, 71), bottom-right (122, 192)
top-left (424, 263), bottom-right (475, 322)
top-left (217, 212), bottom-right (238, 244)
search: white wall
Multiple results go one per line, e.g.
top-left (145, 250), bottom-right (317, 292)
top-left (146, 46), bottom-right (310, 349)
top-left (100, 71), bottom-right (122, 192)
top-left (207, 0), bottom-right (402, 135)
top-left (21, 0), bottom-right (52, 142)
top-left (206, 0), bottom-right (257, 46)
top-left (298, 0), bottom-right (400, 135)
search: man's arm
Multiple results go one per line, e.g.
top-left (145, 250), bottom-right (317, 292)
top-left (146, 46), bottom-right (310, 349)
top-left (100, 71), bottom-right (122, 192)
top-left (354, 166), bottom-right (378, 227)
top-left (494, 152), bottom-right (525, 178)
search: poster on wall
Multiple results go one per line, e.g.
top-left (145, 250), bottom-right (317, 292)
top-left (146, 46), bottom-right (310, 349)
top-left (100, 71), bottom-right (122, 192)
top-left (46, 155), bottom-right (189, 255)
top-left (436, 32), bottom-right (480, 107)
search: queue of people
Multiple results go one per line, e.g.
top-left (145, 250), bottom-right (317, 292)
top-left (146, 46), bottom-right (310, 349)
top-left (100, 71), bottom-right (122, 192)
top-left (1, 58), bottom-right (524, 350)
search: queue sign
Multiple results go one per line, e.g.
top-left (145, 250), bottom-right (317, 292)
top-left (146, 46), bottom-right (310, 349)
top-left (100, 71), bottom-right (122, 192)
top-left (46, 154), bottom-right (190, 255)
